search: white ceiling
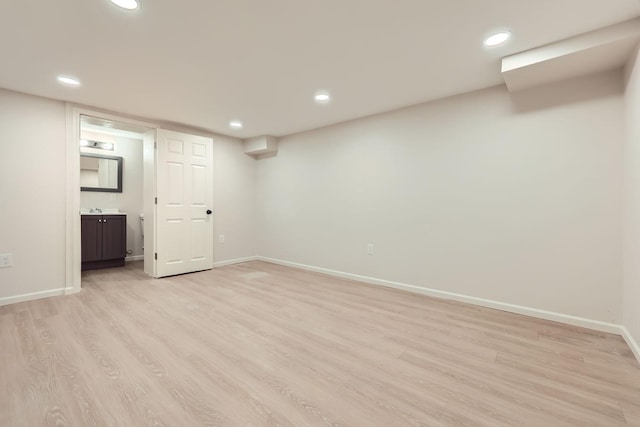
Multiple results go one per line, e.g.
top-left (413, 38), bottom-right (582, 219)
top-left (1, 0), bottom-right (639, 138)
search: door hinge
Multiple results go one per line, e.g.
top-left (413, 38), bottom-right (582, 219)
top-left (154, 140), bottom-right (157, 149)
top-left (154, 253), bottom-right (158, 260)
top-left (154, 197), bottom-right (157, 205)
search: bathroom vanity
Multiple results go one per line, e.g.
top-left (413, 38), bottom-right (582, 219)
top-left (81, 213), bottom-right (127, 271)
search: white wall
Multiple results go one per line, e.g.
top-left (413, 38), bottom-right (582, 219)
top-left (212, 134), bottom-right (257, 263)
top-left (623, 45), bottom-right (640, 346)
top-left (256, 71), bottom-right (624, 323)
top-left (80, 133), bottom-right (145, 259)
top-left (0, 89), bottom-right (67, 300)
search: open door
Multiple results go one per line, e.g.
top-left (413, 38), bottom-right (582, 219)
top-left (144, 129), bottom-right (214, 278)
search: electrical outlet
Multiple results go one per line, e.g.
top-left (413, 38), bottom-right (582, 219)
top-left (0, 253), bottom-right (13, 268)
top-left (367, 244), bottom-right (374, 255)
top-left (110, 194), bottom-right (117, 201)
top-left (219, 234), bottom-right (225, 244)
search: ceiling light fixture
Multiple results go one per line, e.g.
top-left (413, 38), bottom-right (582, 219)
top-left (314, 91), bottom-right (331, 103)
top-left (110, 0), bottom-right (139, 10)
top-left (57, 76), bottom-right (81, 86)
top-left (229, 120), bottom-right (243, 129)
top-left (484, 31), bottom-right (511, 47)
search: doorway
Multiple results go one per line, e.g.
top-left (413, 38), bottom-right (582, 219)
top-left (78, 114), bottom-right (152, 285)
top-left (65, 107), bottom-right (156, 293)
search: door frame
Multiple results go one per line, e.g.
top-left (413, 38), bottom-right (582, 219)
top-left (65, 104), bottom-right (158, 294)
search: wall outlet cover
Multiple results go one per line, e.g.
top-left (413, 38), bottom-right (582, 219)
top-left (0, 253), bottom-right (13, 268)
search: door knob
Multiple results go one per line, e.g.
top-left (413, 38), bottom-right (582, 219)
top-left (206, 209), bottom-right (212, 215)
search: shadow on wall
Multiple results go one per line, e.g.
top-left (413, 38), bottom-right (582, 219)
top-left (509, 70), bottom-right (624, 113)
top-left (254, 152), bottom-right (278, 160)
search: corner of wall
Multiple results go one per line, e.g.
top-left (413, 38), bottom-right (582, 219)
top-left (624, 41), bottom-right (640, 89)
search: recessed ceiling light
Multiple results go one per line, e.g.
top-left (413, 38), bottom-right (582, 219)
top-left (229, 120), bottom-right (243, 129)
top-left (484, 31), bottom-right (511, 47)
top-left (314, 91), bottom-right (331, 103)
top-left (110, 0), bottom-right (139, 10)
top-left (57, 76), bottom-right (81, 87)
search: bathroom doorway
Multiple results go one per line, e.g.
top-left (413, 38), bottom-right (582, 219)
top-left (78, 115), bottom-right (153, 283)
top-left (78, 115), bottom-right (151, 278)
top-left (65, 106), bottom-right (157, 294)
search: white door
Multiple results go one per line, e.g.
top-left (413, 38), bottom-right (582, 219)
top-left (155, 129), bottom-right (214, 277)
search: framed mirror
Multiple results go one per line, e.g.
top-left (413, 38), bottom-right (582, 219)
top-left (80, 153), bottom-right (123, 192)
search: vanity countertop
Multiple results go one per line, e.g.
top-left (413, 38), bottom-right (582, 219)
top-left (81, 211), bottom-right (126, 216)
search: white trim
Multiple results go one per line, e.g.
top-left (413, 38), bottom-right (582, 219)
top-left (65, 103), bottom-right (81, 294)
top-left (256, 256), bottom-right (622, 335)
top-left (125, 255), bottom-right (145, 262)
top-left (620, 326), bottom-right (640, 363)
top-left (0, 289), bottom-right (66, 307)
top-left (214, 256), bottom-right (258, 268)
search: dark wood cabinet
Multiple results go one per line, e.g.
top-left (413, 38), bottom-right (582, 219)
top-left (81, 214), bottom-right (127, 271)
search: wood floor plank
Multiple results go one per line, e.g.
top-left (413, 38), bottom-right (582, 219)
top-left (1, 260), bottom-right (639, 426)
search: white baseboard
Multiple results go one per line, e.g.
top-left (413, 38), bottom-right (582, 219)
top-left (256, 256), bottom-right (622, 335)
top-left (125, 255), bottom-right (144, 262)
top-left (0, 288), bottom-right (66, 307)
top-left (214, 256), bottom-right (258, 268)
top-left (620, 326), bottom-right (640, 363)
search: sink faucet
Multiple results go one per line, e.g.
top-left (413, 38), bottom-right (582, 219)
top-left (96, 208), bottom-right (102, 213)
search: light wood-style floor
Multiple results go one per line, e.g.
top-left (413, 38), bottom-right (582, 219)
top-left (1, 261), bottom-right (639, 426)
